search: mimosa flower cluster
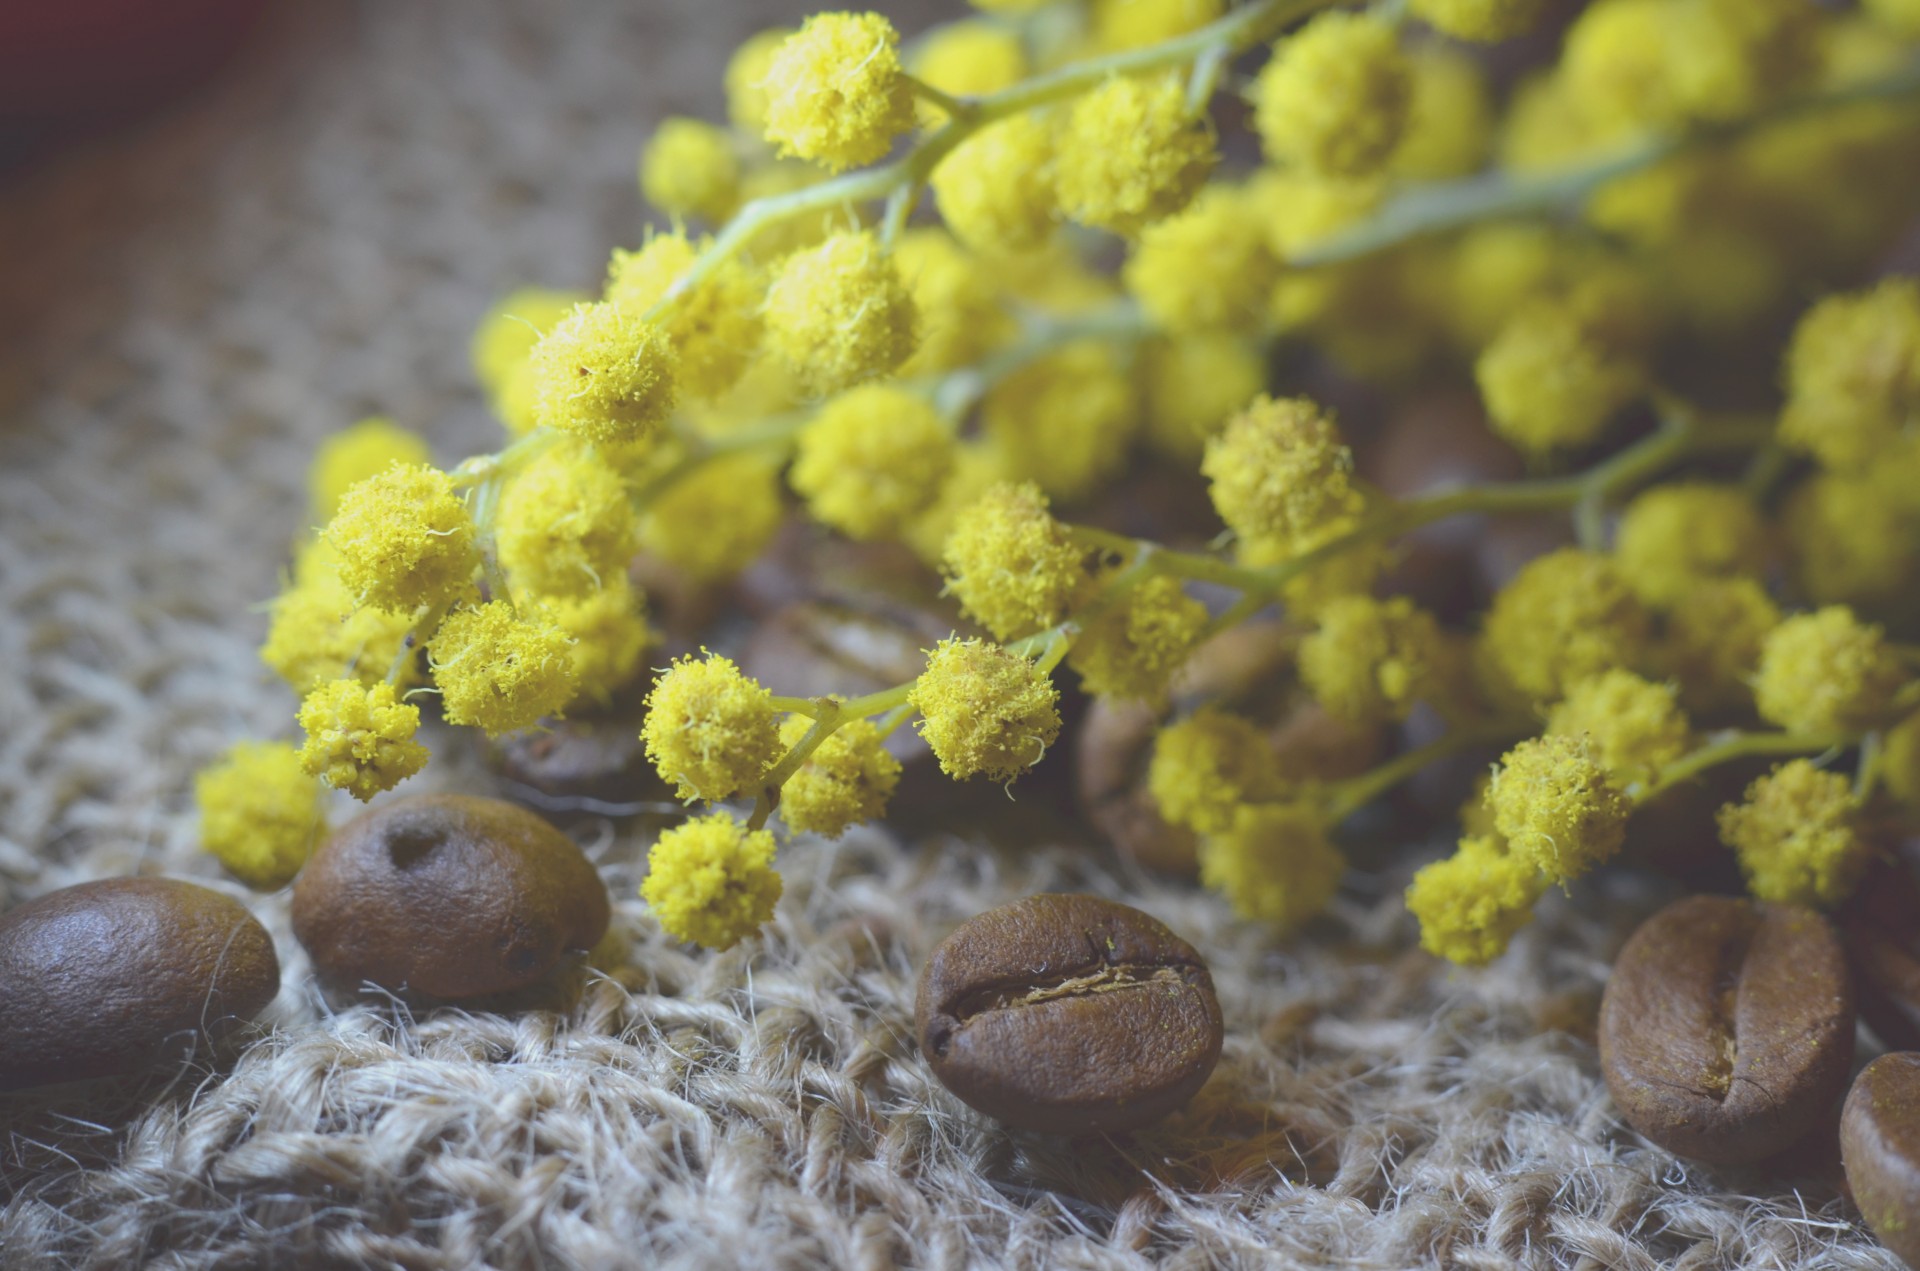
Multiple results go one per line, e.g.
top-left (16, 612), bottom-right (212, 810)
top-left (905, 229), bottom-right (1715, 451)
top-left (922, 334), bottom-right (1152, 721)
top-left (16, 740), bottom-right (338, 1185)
top-left (194, 0), bottom-right (1920, 961)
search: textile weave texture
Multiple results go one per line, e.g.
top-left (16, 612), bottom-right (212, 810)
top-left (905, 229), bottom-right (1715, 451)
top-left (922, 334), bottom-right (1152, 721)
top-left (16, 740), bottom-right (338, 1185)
top-left (0, 2), bottom-right (1895, 1266)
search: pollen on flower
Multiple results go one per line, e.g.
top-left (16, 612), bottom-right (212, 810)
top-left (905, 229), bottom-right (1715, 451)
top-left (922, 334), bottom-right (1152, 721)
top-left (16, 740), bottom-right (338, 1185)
top-left (929, 113), bottom-right (1058, 254)
top-left (322, 462), bottom-right (479, 614)
top-left (1544, 669), bottom-right (1691, 782)
top-left (1753, 605), bottom-right (1907, 736)
top-left (639, 117), bottom-right (740, 223)
top-left (1055, 72), bottom-right (1216, 236)
top-left (1486, 734), bottom-right (1631, 883)
top-left (939, 480), bottom-right (1093, 641)
top-left (296, 679), bottom-right (430, 802)
top-left (1148, 708), bottom-right (1281, 835)
top-left (495, 442), bottom-right (636, 601)
top-left (542, 576), bottom-right (653, 706)
top-left (1405, 835), bottom-right (1546, 966)
top-left (1298, 595), bottom-right (1444, 724)
top-left (724, 27), bottom-right (794, 134)
top-left (605, 232), bottom-right (764, 403)
top-left (790, 384), bottom-right (954, 541)
top-left (640, 812), bottom-right (783, 950)
top-left (1066, 574), bottom-right (1209, 703)
top-left (1254, 13), bottom-right (1412, 180)
top-left (471, 287), bottom-right (589, 435)
top-left (777, 716), bottom-right (901, 837)
top-left (1717, 760), bottom-right (1867, 908)
top-left (1779, 279), bottom-right (1920, 472)
top-left (761, 12), bottom-right (916, 172)
top-left (261, 550), bottom-right (416, 693)
top-left (1123, 184), bottom-right (1278, 333)
top-left (1199, 801), bottom-right (1346, 927)
top-left (430, 601), bottom-right (578, 737)
top-left (527, 301), bottom-right (679, 450)
top-left (641, 651), bottom-right (784, 802)
top-left (197, 741), bottom-right (329, 890)
top-left (763, 230), bottom-right (919, 394)
top-left (908, 638), bottom-right (1061, 782)
top-left (308, 418), bottom-right (432, 524)
top-left (1480, 548), bottom-right (1650, 703)
top-left (1201, 395), bottom-right (1363, 547)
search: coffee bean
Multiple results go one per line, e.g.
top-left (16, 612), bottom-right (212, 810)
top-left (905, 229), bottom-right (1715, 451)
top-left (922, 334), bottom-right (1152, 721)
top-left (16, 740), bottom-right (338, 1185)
top-left (915, 894), bottom-right (1223, 1135)
top-left (1842, 1052), bottom-right (1920, 1269)
top-left (0, 878), bottom-right (279, 1091)
top-left (292, 794), bottom-right (610, 999)
top-left (1841, 853), bottom-right (1920, 1052)
top-left (1598, 895), bottom-right (1855, 1163)
top-left (487, 700), bottom-right (665, 807)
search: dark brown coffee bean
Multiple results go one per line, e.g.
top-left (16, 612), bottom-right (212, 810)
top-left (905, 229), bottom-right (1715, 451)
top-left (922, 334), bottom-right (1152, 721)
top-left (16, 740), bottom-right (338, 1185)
top-left (915, 894), bottom-right (1223, 1135)
top-left (1842, 1052), bottom-right (1920, 1269)
top-left (1841, 853), bottom-right (1920, 1053)
top-left (292, 794), bottom-right (609, 999)
top-left (487, 700), bottom-right (665, 807)
top-left (0, 878), bottom-right (279, 1090)
top-left (1599, 895), bottom-right (1855, 1163)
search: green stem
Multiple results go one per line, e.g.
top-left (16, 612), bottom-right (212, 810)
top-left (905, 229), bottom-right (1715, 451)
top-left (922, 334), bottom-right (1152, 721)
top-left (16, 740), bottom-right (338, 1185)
top-left (1320, 718), bottom-right (1527, 825)
top-left (1631, 730), bottom-right (1849, 804)
top-left (903, 74), bottom-right (974, 123)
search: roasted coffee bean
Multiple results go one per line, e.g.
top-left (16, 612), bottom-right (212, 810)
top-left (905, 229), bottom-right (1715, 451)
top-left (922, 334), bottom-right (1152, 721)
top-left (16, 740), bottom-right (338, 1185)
top-left (1841, 1052), bottom-right (1920, 1269)
top-left (915, 894), bottom-right (1223, 1135)
top-left (1598, 895), bottom-right (1854, 1163)
top-left (293, 794), bottom-right (610, 999)
top-left (1841, 853), bottom-right (1920, 1052)
top-left (0, 878), bottom-right (279, 1090)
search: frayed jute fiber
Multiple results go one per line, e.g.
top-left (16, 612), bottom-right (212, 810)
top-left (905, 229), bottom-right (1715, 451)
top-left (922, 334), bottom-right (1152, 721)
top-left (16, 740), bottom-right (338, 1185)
top-left (0, 2), bottom-right (1900, 1267)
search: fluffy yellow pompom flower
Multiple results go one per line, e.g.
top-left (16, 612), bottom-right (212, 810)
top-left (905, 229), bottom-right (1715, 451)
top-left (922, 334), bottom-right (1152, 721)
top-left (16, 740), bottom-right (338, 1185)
top-left (1409, 0), bottom-right (1543, 42)
top-left (1142, 334), bottom-right (1267, 463)
top-left (527, 301), bottom-right (679, 449)
top-left (893, 229), bottom-right (1015, 375)
top-left (641, 652), bottom-right (783, 802)
top-left (1779, 279), bottom-right (1920, 473)
top-left (1056, 72), bottom-right (1216, 236)
top-left (1476, 295), bottom-right (1646, 455)
top-left (1660, 576), bottom-right (1779, 710)
top-left (1254, 13), bottom-right (1412, 179)
top-left (544, 577), bottom-right (652, 706)
top-left (1299, 596), bottom-right (1444, 724)
top-left (638, 453), bottom-right (784, 581)
top-left (640, 117), bottom-right (740, 224)
top-left (908, 638), bottom-right (1062, 783)
top-left (1486, 734), bottom-right (1631, 883)
top-left (296, 679), bottom-right (430, 801)
top-left (1123, 184), bottom-right (1278, 333)
top-left (1545, 669), bottom-right (1690, 783)
top-left (763, 230), bottom-right (918, 395)
top-left (1391, 46), bottom-right (1494, 181)
top-left (790, 385), bottom-right (953, 542)
top-left (940, 481), bottom-right (1093, 641)
top-left (197, 741), bottom-right (329, 890)
top-left (910, 21), bottom-right (1027, 125)
top-left (1481, 548), bottom-right (1650, 703)
top-left (430, 601), bottom-right (578, 736)
top-left (1092, 0), bottom-right (1225, 51)
top-left (1613, 482), bottom-right (1768, 607)
top-left (1785, 470), bottom-right (1920, 612)
top-left (495, 444), bottom-right (636, 601)
top-left (1405, 835), bottom-right (1547, 967)
top-left (761, 12), bottom-right (915, 171)
top-left (323, 463), bottom-right (479, 614)
top-left (1147, 709), bottom-right (1280, 835)
top-left (930, 114), bottom-right (1058, 254)
top-left (903, 440), bottom-right (1010, 568)
top-left (1718, 760), bottom-right (1868, 909)
top-left (1558, 0), bottom-right (1680, 140)
top-left (471, 287), bottom-right (589, 432)
top-left (1067, 574), bottom-right (1209, 702)
top-left (261, 554), bottom-right (415, 693)
top-left (982, 340), bottom-right (1140, 503)
top-left (724, 27), bottom-right (793, 133)
top-left (641, 813), bottom-right (783, 950)
top-left (1885, 712), bottom-right (1920, 810)
top-left (1199, 801), bottom-right (1345, 928)
top-left (777, 716), bottom-right (902, 837)
top-left (1753, 606), bottom-right (1908, 737)
top-left (309, 418), bottom-right (432, 524)
top-left (605, 232), bottom-right (763, 403)
top-left (1201, 395), bottom-right (1363, 547)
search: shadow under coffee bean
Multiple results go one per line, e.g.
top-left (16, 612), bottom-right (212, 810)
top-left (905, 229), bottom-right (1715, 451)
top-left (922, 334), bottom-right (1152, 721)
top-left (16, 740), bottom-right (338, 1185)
top-left (1599, 894), bottom-right (1855, 1165)
top-left (915, 893), bottom-right (1223, 1136)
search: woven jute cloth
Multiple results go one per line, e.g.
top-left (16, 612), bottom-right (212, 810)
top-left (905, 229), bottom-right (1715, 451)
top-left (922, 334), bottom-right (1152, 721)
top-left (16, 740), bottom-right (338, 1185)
top-left (0, 2), bottom-right (1898, 1267)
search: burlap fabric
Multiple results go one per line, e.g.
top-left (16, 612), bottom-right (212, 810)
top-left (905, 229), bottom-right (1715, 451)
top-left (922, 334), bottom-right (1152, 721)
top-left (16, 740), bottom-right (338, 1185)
top-left (0, 2), bottom-right (1898, 1266)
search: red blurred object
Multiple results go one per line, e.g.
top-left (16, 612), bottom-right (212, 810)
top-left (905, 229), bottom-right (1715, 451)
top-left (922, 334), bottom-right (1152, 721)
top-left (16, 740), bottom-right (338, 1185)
top-left (0, 0), bottom-right (269, 124)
